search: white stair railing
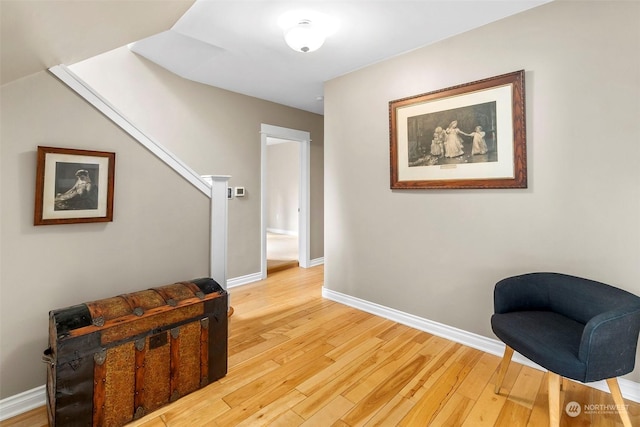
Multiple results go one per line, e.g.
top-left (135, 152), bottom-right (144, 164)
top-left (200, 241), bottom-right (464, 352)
top-left (49, 65), bottom-right (228, 289)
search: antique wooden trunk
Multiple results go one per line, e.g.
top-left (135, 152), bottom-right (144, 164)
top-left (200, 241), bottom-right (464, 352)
top-left (44, 278), bottom-right (228, 427)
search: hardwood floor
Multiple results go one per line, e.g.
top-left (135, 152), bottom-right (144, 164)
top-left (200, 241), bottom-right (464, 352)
top-left (3, 265), bottom-right (639, 426)
top-left (267, 259), bottom-right (299, 275)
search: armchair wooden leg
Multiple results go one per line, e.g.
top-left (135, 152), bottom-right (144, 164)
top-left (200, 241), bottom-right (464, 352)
top-left (494, 345), bottom-right (514, 394)
top-left (606, 378), bottom-right (632, 427)
top-left (548, 372), bottom-right (561, 427)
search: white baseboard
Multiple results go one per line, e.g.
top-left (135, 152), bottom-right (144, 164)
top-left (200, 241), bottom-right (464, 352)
top-left (227, 272), bottom-right (263, 289)
top-left (266, 228), bottom-right (298, 236)
top-left (0, 385), bottom-right (46, 421)
top-left (309, 257), bottom-right (324, 267)
top-left (321, 287), bottom-right (640, 403)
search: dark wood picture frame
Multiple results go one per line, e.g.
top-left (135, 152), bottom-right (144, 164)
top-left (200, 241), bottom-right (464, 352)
top-left (390, 70), bottom-right (527, 189)
top-left (34, 146), bottom-right (115, 225)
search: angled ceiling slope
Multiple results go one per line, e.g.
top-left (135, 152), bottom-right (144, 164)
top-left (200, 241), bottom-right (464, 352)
top-left (129, 0), bottom-right (552, 114)
top-left (0, 0), bottom-right (194, 86)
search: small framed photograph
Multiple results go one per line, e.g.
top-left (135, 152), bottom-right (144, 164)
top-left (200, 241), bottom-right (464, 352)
top-left (390, 70), bottom-right (527, 189)
top-left (34, 146), bottom-right (115, 225)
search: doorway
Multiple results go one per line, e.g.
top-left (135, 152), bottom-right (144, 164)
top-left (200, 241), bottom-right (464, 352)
top-left (260, 124), bottom-right (310, 279)
top-left (266, 139), bottom-right (300, 274)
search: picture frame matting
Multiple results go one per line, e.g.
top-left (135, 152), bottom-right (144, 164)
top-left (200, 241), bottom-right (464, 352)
top-left (34, 146), bottom-right (115, 225)
top-left (389, 70), bottom-right (527, 189)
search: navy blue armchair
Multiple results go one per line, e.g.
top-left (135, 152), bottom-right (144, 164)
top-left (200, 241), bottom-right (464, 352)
top-left (491, 272), bottom-right (640, 427)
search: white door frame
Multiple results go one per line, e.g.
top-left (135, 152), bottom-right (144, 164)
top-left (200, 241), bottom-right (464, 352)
top-left (260, 124), bottom-right (311, 279)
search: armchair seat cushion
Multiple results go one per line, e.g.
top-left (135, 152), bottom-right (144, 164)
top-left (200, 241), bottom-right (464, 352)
top-left (492, 311), bottom-right (586, 381)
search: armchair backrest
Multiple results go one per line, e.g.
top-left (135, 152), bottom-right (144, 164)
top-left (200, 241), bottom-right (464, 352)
top-left (494, 272), bottom-right (640, 324)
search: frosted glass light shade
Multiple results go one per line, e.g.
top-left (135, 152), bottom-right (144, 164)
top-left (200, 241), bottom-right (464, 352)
top-left (284, 20), bottom-right (325, 53)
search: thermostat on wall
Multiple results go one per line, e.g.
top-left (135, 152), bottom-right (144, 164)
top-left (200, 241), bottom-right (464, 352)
top-left (234, 187), bottom-right (245, 197)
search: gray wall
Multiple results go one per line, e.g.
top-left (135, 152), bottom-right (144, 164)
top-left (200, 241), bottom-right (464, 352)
top-left (0, 71), bottom-right (210, 398)
top-left (324, 0), bottom-right (640, 382)
top-left (70, 47), bottom-right (324, 277)
top-left (1, 46), bottom-right (324, 399)
top-left (267, 141), bottom-right (299, 234)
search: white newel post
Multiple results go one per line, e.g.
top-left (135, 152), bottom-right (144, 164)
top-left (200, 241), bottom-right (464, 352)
top-left (202, 175), bottom-right (231, 307)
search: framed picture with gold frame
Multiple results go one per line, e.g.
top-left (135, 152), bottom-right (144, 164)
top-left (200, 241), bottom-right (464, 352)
top-left (34, 146), bottom-right (115, 225)
top-left (389, 70), bottom-right (527, 189)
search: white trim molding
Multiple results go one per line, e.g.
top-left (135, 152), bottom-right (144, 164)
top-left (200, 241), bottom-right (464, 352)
top-left (227, 272), bottom-right (263, 289)
top-left (0, 385), bottom-right (46, 421)
top-left (266, 228), bottom-right (298, 236)
top-left (48, 65), bottom-right (210, 196)
top-left (322, 287), bottom-right (640, 403)
top-left (309, 257), bottom-right (325, 267)
top-left (202, 175), bottom-right (230, 291)
top-left (49, 64), bottom-right (231, 311)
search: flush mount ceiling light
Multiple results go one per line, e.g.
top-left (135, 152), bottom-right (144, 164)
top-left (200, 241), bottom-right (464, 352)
top-left (285, 19), bottom-right (324, 53)
top-left (278, 10), bottom-right (338, 53)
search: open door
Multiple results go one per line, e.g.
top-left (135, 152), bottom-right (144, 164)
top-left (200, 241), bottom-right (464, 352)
top-left (260, 124), bottom-right (310, 279)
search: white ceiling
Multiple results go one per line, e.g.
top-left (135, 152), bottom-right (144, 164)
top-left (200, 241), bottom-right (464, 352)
top-left (2, 1), bottom-right (552, 115)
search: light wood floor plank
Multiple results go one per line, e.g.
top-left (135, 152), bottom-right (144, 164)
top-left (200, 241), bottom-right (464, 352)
top-left (400, 339), bottom-right (460, 402)
top-left (494, 358), bottom-right (524, 397)
top-left (223, 344), bottom-right (334, 408)
top-left (4, 266), bottom-right (640, 427)
top-left (341, 328), bottom-right (428, 403)
top-left (0, 406), bottom-right (48, 427)
top-left (494, 399), bottom-right (532, 427)
top-left (323, 315), bottom-right (393, 361)
top-left (222, 358), bottom-right (281, 386)
top-left (428, 392), bottom-right (476, 427)
top-left (216, 352), bottom-right (335, 426)
top-left (294, 327), bottom-right (429, 420)
top-left (508, 365), bottom-right (546, 410)
top-left (295, 335), bottom-right (384, 397)
top-left (462, 382), bottom-right (510, 427)
top-left (157, 398), bottom-right (230, 427)
top-left (526, 372), bottom-right (552, 427)
top-left (325, 314), bottom-right (394, 348)
top-left (128, 417), bottom-right (168, 427)
top-left (234, 389), bottom-right (306, 427)
top-left (363, 394), bottom-right (415, 427)
top-left (268, 409), bottom-right (305, 427)
top-left (399, 347), bottom-right (483, 426)
top-left (299, 395), bottom-right (354, 427)
top-left (342, 354), bottom-right (429, 426)
top-left (293, 337), bottom-right (394, 419)
top-left (228, 333), bottom-right (290, 367)
top-left (456, 352), bottom-right (502, 401)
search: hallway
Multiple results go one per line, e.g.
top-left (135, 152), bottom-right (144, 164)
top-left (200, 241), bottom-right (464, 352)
top-left (267, 232), bottom-right (298, 274)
